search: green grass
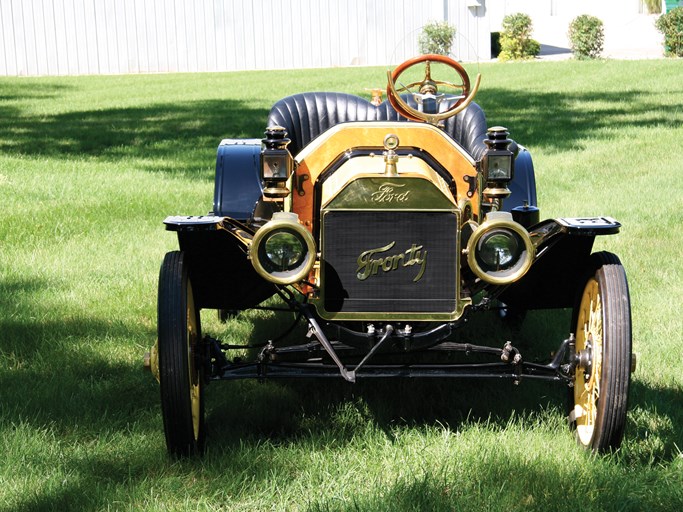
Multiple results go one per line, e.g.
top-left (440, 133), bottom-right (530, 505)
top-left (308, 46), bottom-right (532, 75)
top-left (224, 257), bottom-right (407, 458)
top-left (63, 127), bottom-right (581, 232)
top-left (1, 60), bottom-right (682, 511)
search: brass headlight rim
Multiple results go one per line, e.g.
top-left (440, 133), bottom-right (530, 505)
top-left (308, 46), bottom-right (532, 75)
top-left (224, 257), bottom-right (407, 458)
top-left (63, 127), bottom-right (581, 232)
top-left (250, 215), bottom-right (316, 285)
top-left (466, 218), bottom-right (534, 285)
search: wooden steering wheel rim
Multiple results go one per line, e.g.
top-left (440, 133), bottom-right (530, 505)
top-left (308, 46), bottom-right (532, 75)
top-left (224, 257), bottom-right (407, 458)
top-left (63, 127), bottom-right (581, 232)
top-left (387, 54), bottom-right (478, 123)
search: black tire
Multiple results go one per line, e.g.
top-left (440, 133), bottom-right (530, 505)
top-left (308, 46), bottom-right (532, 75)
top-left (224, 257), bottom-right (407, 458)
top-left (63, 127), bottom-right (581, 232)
top-left (569, 252), bottom-right (632, 453)
top-left (158, 251), bottom-right (205, 457)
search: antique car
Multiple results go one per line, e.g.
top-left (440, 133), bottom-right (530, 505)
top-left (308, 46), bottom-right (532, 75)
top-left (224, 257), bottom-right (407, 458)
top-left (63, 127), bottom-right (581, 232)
top-left (146, 54), bottom-right (634, 457)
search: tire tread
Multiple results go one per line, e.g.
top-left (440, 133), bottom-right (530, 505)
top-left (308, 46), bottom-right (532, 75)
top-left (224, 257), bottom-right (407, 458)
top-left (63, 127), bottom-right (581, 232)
top-left (577, 251), bottom-right (632, 452)
top-left (158, 251), bottom-right (204, 457)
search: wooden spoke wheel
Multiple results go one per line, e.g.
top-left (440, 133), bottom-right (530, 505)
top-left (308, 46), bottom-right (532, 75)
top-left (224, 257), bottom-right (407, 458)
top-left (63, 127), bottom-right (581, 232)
top-left (158, 251), bottom-right (205, 457)
top-left (570, 252), bottom-right (632, 453)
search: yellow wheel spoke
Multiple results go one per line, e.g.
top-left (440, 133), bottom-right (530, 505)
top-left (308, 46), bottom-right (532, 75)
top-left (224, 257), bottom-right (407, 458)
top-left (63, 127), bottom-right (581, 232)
top-left (187, 284), bottom-right (201, 441)
top-left (574, 277), bottom-right (603, 447)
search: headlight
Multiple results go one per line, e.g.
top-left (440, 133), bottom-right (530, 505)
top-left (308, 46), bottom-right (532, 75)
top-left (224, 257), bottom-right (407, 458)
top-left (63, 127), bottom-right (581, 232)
top-left (262, 231), bottom-right (305, 271)
top-left (477, 230), bottom-right (522, 269)
top-left (250, 212), bottom-right (316, 284)
top-left (467, 212), bottom-right (534, 285)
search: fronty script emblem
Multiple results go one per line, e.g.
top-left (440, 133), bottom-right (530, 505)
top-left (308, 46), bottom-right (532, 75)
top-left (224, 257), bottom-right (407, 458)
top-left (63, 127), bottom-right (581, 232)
top-left (356, 241), bottom-right (427, 282)
top-left (370, 182), bottom-right (411, 203)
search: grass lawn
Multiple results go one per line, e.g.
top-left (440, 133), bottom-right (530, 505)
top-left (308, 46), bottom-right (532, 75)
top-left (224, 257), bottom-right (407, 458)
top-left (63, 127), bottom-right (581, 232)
top-left (1, 59), bottom-right (682, 511)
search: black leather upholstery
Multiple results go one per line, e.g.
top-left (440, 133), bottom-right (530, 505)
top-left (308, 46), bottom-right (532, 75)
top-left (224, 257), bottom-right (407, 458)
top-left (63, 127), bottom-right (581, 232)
top-left (267, 92), bottom-right (489, 160)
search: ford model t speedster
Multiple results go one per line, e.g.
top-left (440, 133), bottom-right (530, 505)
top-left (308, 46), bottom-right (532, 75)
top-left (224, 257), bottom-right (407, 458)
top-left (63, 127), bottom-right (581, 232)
top-left (146, 55), bottom-right (634, 457)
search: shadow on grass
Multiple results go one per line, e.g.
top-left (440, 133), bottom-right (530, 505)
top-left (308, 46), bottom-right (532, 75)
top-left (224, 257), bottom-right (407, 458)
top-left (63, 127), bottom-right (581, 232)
top-left (305, 446), bottom-right (683, 512)
top-left (2, 250), bottom-right (680, 511)
top-left (627, 381), bottom-right (683, 463)
top-left (1, 277), bottom-right (168, 510)
top-left (0, 96), bottom-right (268, 176)
top-left (202, 310), bottom-right (569, 444)
top-left (476, 87), bottom-right (682, 151)
top-left (0, 82), bottom-right (71, 120)
top-left (2, 73), bottom-right (682, 509)
top-left (202, 308), bottom-right (681, 463)
top-left (0, 276), bottom-right (157, 429)
top-left (1, 80), bottom-right (681, 176)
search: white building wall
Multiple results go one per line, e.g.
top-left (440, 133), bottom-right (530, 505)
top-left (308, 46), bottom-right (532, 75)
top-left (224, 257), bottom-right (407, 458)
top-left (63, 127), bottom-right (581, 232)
top-left (0, 0), bottom-right (490, 76)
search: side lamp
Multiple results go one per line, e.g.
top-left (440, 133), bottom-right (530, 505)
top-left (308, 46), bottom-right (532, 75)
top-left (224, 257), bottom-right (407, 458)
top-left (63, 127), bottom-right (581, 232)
top-left (482, 126), bottom-right (514, 203)
top-left (261, 126), bottom-right (294, 200)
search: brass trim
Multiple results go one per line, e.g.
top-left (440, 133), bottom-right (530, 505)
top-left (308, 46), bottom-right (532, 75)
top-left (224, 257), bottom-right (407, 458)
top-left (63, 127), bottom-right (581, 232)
top-left (457, 198), bottom-right (475, 222)
top-left (321, 208), bottom-right (458, 213)
top-left (466, 213), bottom-right (535, 285)
top-left (320, 157), bottom-right (456, 209)
top-left (315, 310), bottom-right (470, 322)
top-left (313, 207), bottom-right (471, 321)
top-left (291, 122), bottom-right (479, 229)
top-left (296, 122), bottom-right (476, 166)
top-left (249, 212), bottom-right (316, 285)
top-left (143, 340), bottom-right (160, 383)
top-left (383, 133), bottom-right (400, 150)
top-left (217, 218), bottom-right (254, 246)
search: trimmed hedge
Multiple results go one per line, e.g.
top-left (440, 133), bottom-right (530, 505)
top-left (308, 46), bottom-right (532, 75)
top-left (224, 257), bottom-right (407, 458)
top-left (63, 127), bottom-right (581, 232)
top-left (418, 21), bottom-right (456, 56)
top-left (568, 15), bottom-right (605, 60)
top-left (498, 13), bottom-right (540, 61)
top-left (656, 7), bottom-right (683, 57)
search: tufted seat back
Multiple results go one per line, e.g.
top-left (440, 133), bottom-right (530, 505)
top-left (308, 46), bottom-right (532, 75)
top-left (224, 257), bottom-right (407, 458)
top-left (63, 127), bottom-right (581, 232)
top-left (267, 92), bottom-right (488, 160)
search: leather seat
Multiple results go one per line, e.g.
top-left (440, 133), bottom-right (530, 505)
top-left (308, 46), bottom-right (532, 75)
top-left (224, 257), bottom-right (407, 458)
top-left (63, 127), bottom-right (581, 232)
top-left (267, 92), bottom-right (489, 160)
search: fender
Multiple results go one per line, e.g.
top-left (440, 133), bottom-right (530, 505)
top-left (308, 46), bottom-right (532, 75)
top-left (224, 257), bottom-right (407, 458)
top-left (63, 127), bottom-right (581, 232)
top-left (163, 216), bottom-right (275, 311)
top-left (167, 140), bottom-right (272, 311)
top-left (499, 217), bottom-right (621, 310)
top-left (212, 139), bottom-right (263, 219)
top-left (503, 146), bottom-right (538, 212)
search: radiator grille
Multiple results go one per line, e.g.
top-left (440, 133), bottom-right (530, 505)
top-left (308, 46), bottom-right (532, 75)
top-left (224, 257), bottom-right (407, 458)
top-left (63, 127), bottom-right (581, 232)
top-left (321, 210), bottom-right (458, 317)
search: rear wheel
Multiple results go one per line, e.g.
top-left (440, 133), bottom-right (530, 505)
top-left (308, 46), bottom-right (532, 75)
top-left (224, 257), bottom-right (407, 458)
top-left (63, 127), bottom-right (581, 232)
top-left (158, 251), bottom-right (205, 457)
top-left (570, 252), bottom-right (632, 452)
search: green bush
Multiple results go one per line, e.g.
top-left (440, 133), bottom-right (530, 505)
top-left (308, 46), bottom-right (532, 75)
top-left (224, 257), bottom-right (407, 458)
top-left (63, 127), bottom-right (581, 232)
top-left (527, 38), bottom-right (541, 58)
top-left (656, 7), bottom-right (683, 57)
top-left (498, 13), bottom-right (540, 61)
top-left (418, 21), bottom-right (456, 56)
top-left (568, 15), bottom-right (605, 60)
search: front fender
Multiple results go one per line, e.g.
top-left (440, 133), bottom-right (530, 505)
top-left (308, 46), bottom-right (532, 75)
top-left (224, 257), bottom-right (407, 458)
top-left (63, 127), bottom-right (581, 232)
top-left (163, 216), bottom-right (275, 311)
top-left (499, 217), bottom-right (621, 310)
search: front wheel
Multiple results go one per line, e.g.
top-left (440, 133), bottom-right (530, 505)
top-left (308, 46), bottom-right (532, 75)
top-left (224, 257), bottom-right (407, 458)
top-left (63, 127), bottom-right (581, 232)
top-left (158, 251), bottom-right (205, 457)
top-left (570, 252), bottom-right (632, 453)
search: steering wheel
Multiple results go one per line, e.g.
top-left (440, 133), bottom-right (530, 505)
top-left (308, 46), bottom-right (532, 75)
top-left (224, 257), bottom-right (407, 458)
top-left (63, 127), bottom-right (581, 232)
top-left (386, 54), bottom-right (481, 124)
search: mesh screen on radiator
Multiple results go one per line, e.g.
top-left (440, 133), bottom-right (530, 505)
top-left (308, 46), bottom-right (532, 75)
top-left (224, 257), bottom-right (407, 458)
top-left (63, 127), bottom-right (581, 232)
top-left (322, 211), bottom-right (458, 314)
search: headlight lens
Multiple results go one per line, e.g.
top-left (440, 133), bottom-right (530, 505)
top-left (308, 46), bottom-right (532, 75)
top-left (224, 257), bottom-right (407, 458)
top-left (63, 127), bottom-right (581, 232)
top-left (250, 212), bottom-right (316, 285)
top-left (467, 214), bottom-right (534, 285)
top-left (477, 229), bottom-right (523, 271)
top-left (263, 230), bottom-right (306, 272)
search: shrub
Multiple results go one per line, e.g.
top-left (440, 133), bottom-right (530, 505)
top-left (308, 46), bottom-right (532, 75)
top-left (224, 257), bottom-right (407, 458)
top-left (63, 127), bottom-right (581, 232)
top-left (498, 13), bottom-right (540, 61)
top-left (656, 7), bottom-right (683, 57)
top-left (418, 21), bottom-right (456, 56)
top-left (527, 38), bottom-right (541, 58)
top-left (568, 15), bottom-right (605, 60)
